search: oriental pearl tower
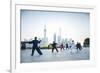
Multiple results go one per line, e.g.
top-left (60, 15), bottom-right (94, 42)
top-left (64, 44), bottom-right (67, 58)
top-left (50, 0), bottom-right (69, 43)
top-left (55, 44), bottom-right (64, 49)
top-left (43, 24), bottom-right (48, 47)
top-left (44, 24), bottom-right (46, 39)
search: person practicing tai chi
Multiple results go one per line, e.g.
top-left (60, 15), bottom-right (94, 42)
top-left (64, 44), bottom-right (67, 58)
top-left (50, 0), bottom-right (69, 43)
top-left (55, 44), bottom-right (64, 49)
top-left (76, 42), bottom-right (82, 52)
top-left (28, 37), bottom-right (43, 56)
top-left (51, 41), bottom-right (59, 53)
top-left (70, 40), bottom-right (76, 54)
top-left (66, 43), bottom-right (68, 50)
top-left (60, 43), bottom-right (64, 51)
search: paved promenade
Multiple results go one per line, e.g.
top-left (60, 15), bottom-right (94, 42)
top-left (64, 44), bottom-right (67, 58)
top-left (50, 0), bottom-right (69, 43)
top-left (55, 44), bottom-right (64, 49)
top-left (21, 47), bottom-right (89, 63)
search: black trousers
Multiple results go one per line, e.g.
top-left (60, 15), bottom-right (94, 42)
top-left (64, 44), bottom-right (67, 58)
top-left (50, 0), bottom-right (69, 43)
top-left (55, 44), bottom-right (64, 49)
top-left (52, 47), bottom-right (59, 53)
top-left (31, 47), bottom-right (42, 56)
top-left (76, 47), bottom-right (81, 51)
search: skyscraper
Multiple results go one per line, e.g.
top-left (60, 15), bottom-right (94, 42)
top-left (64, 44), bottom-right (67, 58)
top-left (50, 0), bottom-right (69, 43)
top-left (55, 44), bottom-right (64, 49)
top-left (54, 33), bottom-right (56, 42)
top-left (58, 28), bottom-right (61, 45)
top-left (44, 24), bottom-right (46, 38)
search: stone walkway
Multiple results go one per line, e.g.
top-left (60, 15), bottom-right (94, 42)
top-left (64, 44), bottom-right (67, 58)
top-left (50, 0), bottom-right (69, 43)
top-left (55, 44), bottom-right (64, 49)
top-left (21, 47), bottom-right (89, 63)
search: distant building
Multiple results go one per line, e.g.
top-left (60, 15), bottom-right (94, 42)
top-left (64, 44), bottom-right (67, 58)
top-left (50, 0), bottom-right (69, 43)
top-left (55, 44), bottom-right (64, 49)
top-left (58, 28), bottom-right (61, 45)
top-left (44, 24), bottom-right (46, 39)
top-left (54, 33), bottom-right (56, 42)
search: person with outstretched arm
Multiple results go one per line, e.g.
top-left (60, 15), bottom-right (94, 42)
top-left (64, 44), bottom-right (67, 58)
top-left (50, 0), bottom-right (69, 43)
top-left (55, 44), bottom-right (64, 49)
top-left (28, 37), bottom-right (43, 56)
top-left (51, 41), bottom-right (59, 53)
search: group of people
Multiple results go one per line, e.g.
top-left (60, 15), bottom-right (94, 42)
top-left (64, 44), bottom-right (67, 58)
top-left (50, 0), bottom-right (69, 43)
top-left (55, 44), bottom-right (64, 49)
top-left (51, 40), bottom-right (82, 53)
top-left (26, 37), bottom-right (82, 56)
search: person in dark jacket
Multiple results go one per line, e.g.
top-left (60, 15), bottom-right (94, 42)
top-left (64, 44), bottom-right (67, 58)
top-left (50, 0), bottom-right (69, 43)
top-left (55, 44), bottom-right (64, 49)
top-left (51, 41), bottom-right (59, 53)
top-left (66, 43), bottom-right (68, 50)
top-left (76, 42), bottom-right (82, 52)
top-left (28, 37), bottom-right (43, 56)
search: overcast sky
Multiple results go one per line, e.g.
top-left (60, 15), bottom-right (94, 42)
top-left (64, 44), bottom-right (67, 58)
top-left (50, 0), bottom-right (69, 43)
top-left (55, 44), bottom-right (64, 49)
top-left (21, 10), bottom-right (90, 44)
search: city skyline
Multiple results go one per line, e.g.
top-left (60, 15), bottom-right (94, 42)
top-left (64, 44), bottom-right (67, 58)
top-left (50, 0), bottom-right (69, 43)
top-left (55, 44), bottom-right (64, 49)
top-left (21, 10), bottom-right (90, 44)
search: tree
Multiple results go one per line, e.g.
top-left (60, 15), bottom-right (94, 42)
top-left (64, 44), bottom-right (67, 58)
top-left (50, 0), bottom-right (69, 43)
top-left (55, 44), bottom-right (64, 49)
top-left (21, 42), bottom-right (26, 50)
top-left (83, 38), bottom-right (90, 47)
